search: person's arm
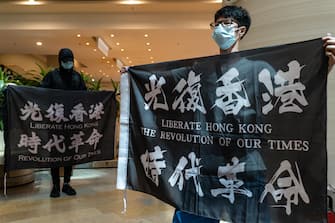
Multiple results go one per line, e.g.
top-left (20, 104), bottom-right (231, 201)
top-left (80, 78), bottom-right (87, 91)
top-left (40, 71), bottom-right (53, 88)
top-left (322, 34), bottom-right (335, 73)
top-left (120, 66), bottom-right (129, 74)
top-left (78, 72), bottom-right (87, 90)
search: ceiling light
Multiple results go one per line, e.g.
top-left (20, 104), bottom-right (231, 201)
top-left (110, 34), bottom-right (115, 38)
top-left (146, 42), bottom-right (150, 46)
top-left (36, 41), bottom-right (42, 46)
top-left (97, 37), bottom-right (110, 57)
top-left (118, 0), bottom-right (147, 5)
top-left (202, 0), bottom-right (223, 3)
top-left (85, 42), bottom-right (90, 46)
top-left (93, 48), bottom-right (97, 52)
top-left (144, 34), bottom-right (149, 38)
top-left (107, 61), bottom-right (110, 64)
top-left (76, 34), bottom-right (81, 38)
top-left (102, 56), bottom-right (106, 59)
top-left (150, 56), bottom-right (154, 59)
top-left (116, 42), bottom-right (120, 46)
top-left (148, 49), bottom-right (152, 51)
top-left (19, 0), bottom-right (43, 5)
top-left (121, 49), bottom-right (125, 52)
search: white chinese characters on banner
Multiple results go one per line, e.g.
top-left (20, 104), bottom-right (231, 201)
top-left (172, 71), bottom-right (206, 114)
top-left (140, 146), bottom-right (167, 186)
top-left (259, 60), bottom-right (308, 115)
top-left (45, 103), bottom-right (69, 123)
top-left (17, 132), bottom-right (41, 154)
top-left (260, 160), bottom-right (310, 215)
top-left (142, 60), bottom-right (308, 116)
top-left (85, 128), bottom-right (103, 150)
top-left (137, 146), bottom-right (310, 215)
top-left (18, 129), bottom-right (103, 155)
top-left (20, 101), bottom-right (43, 121)
top-left (70, 103), bottom-right (87, 122)
top-left (42, 134), bottom-right (66, 153)
top-left (214, 68), bottom-right (250, 115)
top-left (211, 157), bottom-right (252, 203)
top-left (144, 74), bottom-right (168, 111)
top-left (69, 131), bottom-right (85, 153)
top-left (89, 103), bottom-right (104, 120)
top-left (168, 152), bottom-right (204, 197)
top-left (19, 101), bottom-right (104, 122)
top-left (17, 101), bottom-right (105, 155)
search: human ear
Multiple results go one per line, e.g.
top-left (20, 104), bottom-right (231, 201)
top-left (238, 26), bottom-right (247, 39)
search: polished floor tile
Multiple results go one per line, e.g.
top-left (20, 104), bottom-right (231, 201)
top-left (0, 168), bottom-right (175, 223)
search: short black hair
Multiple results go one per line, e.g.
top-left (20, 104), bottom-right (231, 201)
top-left (214, 5), bottom-right (251, 38)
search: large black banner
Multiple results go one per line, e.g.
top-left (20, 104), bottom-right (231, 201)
top-left (117, 38), bottom-right (328, 222)
top-left (4, 85), bottom-right (117, 170)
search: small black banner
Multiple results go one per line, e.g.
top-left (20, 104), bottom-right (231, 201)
top-left (4, 85), bottom-right (117, 170)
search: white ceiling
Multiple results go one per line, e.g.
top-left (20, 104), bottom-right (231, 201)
top-left (0, 0), bottom-right (222, 85)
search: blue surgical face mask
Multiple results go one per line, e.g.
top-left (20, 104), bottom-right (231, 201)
top-left (212, 24), bottom-right (238, 50)
top-left (61, 61), bottom-right (74, 70)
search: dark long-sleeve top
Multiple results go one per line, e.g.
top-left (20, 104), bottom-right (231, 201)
top-left (40, 68), bottom-right (87, 91)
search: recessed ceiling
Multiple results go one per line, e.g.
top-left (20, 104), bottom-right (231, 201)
top-left (0, 0), bottom-right (222, 87)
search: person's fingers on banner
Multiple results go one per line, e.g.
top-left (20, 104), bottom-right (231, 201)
top-left (121, 66), bottom-right (129, 74)
top-left (322, 33), bottom-right (335, 72)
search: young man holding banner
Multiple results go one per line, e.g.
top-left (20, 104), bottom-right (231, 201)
top-left (172, 5), bottom-right (335, 223)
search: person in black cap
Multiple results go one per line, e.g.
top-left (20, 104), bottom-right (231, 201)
top-left (41, 48), bottom-right (87, 198)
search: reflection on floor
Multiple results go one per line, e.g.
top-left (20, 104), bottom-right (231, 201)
top-left (0, 168), bottom-right (175, 223)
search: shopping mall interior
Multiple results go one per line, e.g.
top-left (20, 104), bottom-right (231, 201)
top-left (0, 0), bottom-right (335, 222)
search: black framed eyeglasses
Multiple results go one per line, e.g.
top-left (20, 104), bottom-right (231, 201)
top-left (210, 18), bottom-right (238, 29)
